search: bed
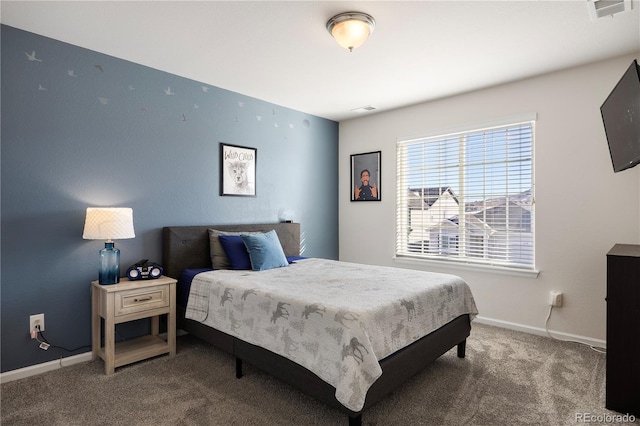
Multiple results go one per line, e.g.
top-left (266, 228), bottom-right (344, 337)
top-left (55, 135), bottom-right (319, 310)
top-left (162, 223), bottom-right (477, 425)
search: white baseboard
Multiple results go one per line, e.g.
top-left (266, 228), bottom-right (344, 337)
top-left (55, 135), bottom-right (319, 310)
top-left (0, 351), bottom-right (93, 384)
top-left (0, 331), bottom-right (179, 384)
top-left (0, 322), bottom-right (605, 384)
top-left (474, 316), bottom-right (607, 349)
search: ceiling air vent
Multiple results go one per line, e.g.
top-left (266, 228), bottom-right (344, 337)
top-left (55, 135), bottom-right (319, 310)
top-left (588, 0), bottom-right (632, 21)
top-left (351, 105), bottom-right (377, 113)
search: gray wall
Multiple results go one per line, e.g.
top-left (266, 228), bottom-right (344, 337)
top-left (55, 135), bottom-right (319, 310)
top-left (338, 53), bottom-right (640, 343)
top-left (1, 25), bottom-right (339, 373)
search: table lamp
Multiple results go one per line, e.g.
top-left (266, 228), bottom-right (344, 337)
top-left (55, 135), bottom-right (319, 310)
top-left (82, 207), bottom-right (135, 284)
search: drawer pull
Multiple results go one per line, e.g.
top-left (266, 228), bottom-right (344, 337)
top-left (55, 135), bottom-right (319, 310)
top-left (134, 296), bottom-right (153, 302)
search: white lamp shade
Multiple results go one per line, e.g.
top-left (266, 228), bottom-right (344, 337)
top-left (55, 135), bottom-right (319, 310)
top-left (82, 207), bottom-right (135, 240)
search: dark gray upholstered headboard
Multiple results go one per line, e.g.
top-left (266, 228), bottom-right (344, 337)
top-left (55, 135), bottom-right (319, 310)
top-left (162, 223), bottom-right (301, 279)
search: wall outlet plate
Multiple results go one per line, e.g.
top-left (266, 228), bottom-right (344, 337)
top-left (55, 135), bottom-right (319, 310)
top-left (549, 291), bottom-right (563, 307)
top-left (29, 313), bottom-right (45, 335)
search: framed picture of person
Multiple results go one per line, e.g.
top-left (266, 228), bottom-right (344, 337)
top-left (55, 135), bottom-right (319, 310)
top-left (220, 143), bottom-right (257, 197)
top-left (351, 151), bottom-right (381, 201)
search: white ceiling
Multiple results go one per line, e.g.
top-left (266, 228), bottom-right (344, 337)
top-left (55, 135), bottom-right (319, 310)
top-left (2, 1), bottom-right (639, 122)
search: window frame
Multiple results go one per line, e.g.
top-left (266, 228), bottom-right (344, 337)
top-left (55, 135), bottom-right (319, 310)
top-left (395, 115), bottom-right (537, 274)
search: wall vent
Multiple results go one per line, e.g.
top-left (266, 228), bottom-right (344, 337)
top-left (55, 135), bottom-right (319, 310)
top-left (588, 0), bottom-right (632, 21)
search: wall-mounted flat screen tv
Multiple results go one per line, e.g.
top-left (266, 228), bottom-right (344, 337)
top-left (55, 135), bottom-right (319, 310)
top-left (601, 59), bottom-right (640, 173)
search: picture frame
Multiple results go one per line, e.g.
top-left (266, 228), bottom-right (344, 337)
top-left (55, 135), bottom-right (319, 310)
top-left (220, 143), bottom-right (257, 197)
top-left (351, 151), bottom-right (381, 201)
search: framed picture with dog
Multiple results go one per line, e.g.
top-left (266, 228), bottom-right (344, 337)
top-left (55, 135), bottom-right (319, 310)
top-left (220, 143), bottom-right (257, 197)
top-left (351, 151), bottom-right (381, 201)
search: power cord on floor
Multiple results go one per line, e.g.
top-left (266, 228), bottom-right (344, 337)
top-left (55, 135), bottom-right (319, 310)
top-left (32, 326), bottom-right (91, 367)
top-left (545, 305), bottom-right (606, 354)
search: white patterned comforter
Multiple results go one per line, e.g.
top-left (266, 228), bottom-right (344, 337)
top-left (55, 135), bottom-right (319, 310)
top-left (185, 258), bottom-right (477, 412)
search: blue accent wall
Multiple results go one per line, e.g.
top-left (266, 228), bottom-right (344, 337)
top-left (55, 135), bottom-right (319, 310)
top-left (1, 25), bottom-right (339, 373)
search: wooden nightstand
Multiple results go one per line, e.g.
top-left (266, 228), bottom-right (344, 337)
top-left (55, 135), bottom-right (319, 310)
top-left (91, 276), bottom-right (177, 375)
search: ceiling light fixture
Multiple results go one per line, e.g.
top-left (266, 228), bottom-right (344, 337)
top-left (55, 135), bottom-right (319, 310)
top-left (326, 12), bottom-right (375, 52)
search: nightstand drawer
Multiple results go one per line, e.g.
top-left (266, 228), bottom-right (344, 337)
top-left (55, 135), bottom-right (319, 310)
top-left (114, 285), bottom-right (169, 316)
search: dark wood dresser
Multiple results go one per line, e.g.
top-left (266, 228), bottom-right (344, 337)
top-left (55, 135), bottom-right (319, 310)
top-left (606, 244), bottom-right (640, 416)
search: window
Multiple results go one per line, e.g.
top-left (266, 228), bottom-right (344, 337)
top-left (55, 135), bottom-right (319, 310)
top-left (396, 118), bottom-right (535, 270)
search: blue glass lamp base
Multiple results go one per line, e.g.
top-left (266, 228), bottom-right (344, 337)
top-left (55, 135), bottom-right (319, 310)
top-left (99, 242), bottom-right (120, 285)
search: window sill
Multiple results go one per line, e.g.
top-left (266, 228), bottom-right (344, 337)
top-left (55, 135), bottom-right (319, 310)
top-left (393, 255), bottom-right (540, 278)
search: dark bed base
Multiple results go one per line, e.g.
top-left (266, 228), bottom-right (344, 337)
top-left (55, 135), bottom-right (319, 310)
top-left (163, 224), bottom-right (471, 425)
top-left (178, 306), bottom-right (470, 425)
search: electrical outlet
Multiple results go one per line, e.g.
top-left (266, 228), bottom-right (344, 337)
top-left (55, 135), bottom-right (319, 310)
top-left (549, 291), bottom-right (563, 307)
top-left (29, 313), bottom-right (45, 338)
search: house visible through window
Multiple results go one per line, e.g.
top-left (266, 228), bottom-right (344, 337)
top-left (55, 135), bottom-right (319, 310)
top-left (396, 118), bottom-right (535, 270)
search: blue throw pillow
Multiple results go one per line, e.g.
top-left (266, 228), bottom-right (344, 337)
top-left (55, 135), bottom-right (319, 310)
top-left (218, 235), bottom-right (252, 270)
top-left (241, 230), bottom-right (289, 271)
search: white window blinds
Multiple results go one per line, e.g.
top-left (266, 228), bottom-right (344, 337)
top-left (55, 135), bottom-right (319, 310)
top-left (396, 119), bottom-right (535, 270)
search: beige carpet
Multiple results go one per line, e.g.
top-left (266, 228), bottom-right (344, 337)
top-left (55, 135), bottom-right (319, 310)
top-left (2, 323), bottom-right (635, 425)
